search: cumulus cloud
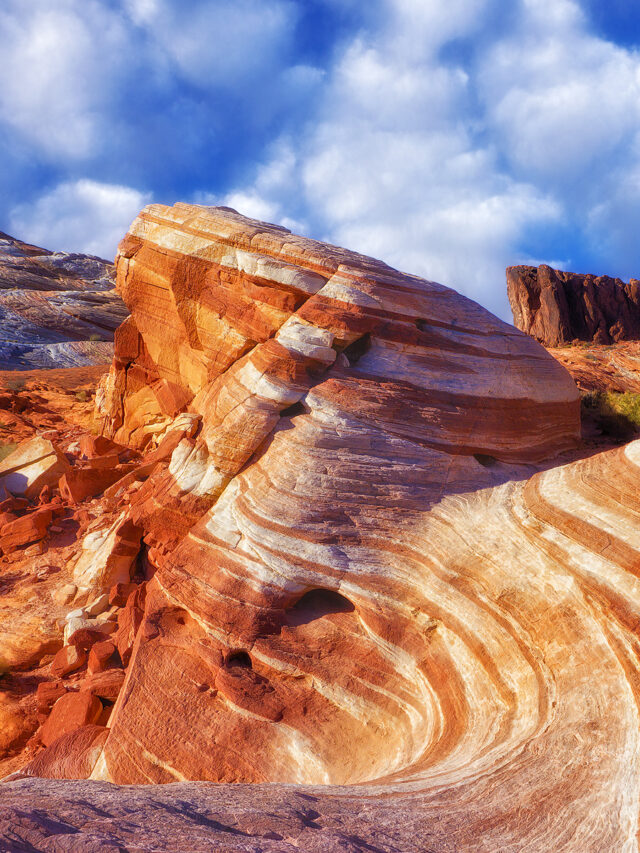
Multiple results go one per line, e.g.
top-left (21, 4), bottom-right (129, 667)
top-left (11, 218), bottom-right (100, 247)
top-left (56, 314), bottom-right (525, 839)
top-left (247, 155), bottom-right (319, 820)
top-left (219, 0), bottom-right (640, 318)
top-left (480, 0), bottom-right (640, 182)
top-left (0, 1), bottom-right (132, 159)
top-left (219, 1), bottom-right (560, 316)
top-left (9, 180), bottom-right (152, 260)
top-left (124, 0), bottom-right (298, 86)
top-left (0, 0), bottom-right (310, 167)
top-left (1, 0), bottom-right (639, 319)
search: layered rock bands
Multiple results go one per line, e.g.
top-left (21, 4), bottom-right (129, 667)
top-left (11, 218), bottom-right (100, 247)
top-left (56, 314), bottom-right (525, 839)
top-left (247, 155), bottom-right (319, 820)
top-left (5, 205), bottom-right (640, 851)
top-left (0, 231), bottom-right (126, 370)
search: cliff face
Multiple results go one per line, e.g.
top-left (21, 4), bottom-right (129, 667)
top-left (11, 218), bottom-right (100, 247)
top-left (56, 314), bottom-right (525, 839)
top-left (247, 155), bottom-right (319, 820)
top-left (507, 263), bottom-right (640, 346)
top-left (0, 231), bottom-right (126, 369)
top-left (7, 207), bottom-right (640, 850)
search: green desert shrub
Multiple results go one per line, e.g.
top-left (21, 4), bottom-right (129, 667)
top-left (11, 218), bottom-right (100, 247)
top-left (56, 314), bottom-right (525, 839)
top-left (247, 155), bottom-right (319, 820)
top-left (582, 391), bottom-right (640, 439)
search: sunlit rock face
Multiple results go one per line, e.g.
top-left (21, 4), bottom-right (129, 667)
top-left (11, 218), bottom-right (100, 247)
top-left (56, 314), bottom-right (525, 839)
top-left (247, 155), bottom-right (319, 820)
top-left (8, 207), bottom-right (640, 849)
top-left (508, 263), bottom-right (640, 347)
top-left (89, 204), bottom-right (584, 792)
top-left (548, 340), bottom-right (640, 393)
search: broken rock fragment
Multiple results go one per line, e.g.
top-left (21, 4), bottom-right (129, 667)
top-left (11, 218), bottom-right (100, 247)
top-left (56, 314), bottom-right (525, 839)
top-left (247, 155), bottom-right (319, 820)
top-left (39, 691), bottom-right (102, 747)
top-left (0, 436), bottom-right (70, 499)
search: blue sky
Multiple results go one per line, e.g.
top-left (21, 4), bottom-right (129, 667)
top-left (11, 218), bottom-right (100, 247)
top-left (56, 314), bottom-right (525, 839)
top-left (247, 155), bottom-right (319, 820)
top-left (1, 0), bottom-right (639, 320)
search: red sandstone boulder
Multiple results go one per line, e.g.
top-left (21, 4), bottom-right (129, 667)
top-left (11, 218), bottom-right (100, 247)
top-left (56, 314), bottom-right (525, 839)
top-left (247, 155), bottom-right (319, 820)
top-left (17, 725), bottom-right (109, 779)
top-left (50, 645), bottom-right (86, 678)
top-left (0, 506), bottom-right (52, 552)
top-left (35, 682), bottom-right (68, 714)
top-left (0, 436), bottom-right (70, 499)
top-left (79, 434), bottom-right (123, 459)
top-left (67, 626), bottom-right (115, 652)
top-left (0, 510), bottom-right (17, 527)
top-left (40, 692), bottom-right (103, 747)
top-left (85, 451), bottom-right (121, 469)
top-left (0, 496), bottom-right (29, 514)
top-left (87, 640), bottom-right (118, 674)
top-left (109, 581), bottom-right (137, 607)
top-left (59, 464), bottom-right (134, 504)
top-left (81, 668), bottom-right (125, 702)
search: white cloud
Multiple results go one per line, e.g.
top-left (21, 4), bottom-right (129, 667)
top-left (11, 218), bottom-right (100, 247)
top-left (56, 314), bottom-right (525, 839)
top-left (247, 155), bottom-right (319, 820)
top-left (0, 0), bottom-right (303, 163)
top-left (479, 0), bottom-right (640, 182)
top-left (9, 180), bottom-right (151, 260)
top-left (124, 0), bottom-right (297, 87)
top-left (384, 0), bottom-right (491, 56)
top-left (0, 1), bottom-right (132, 159)
top-left (218, 0), bottom-right (640, 319)
top-left (1, 0), bottom-right (639, 319)
top-left (219, 4), bottom-right (560, 317)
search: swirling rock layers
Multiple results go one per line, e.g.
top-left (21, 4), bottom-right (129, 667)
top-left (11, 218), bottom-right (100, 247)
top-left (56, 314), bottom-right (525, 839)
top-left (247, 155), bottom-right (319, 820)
top-left (90, 208), bottom-right (585, 790)
top-left (9, 206), bottom-right (640, 850)
top-left (0, 231), bottom-right (125, 370)
top-left (6, 438), bottom-right (640, 851)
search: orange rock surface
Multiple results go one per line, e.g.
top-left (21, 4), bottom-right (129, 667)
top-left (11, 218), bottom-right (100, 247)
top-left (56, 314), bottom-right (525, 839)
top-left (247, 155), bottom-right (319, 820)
top-left (4, 206), bottom-right (640, 851)
top-left (548, 340), bottom-right (640, 393)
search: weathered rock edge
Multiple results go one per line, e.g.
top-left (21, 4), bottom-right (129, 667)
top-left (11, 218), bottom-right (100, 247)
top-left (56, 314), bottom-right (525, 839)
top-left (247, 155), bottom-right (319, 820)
top-left (507, 262), bottom-right (640, 346)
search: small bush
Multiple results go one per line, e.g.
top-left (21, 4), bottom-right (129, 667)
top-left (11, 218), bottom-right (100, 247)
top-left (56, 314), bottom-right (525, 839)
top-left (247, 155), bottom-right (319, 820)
top-left (75, 390), bottom-right (89, 403)
top-left (88, 333), bottom-right (102, 342)
top-left (582, 391), bottom-right (640, 440)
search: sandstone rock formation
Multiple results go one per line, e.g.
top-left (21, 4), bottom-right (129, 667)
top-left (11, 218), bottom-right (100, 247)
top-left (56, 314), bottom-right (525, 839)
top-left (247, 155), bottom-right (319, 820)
top-left (548, 340), bottom-right (640, 393)
top-left (507, 262), bottom-right (640, 346)
top-left (4, 206), bottom-right (640, 851)
top-left (0, 231), bottom-right (127, 370)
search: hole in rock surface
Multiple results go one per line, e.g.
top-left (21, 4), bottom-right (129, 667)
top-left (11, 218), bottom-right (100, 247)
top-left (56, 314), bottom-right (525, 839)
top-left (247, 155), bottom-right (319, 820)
top-left (343, 333), bottom-right (371, 366)
top-left (280, 401), bottom-right (306, 418)
top-left (286, 588), bottom-right (355, 627)
top-left (415, 319), bottom-right (429, 332)
top-left (474, 453), bottom-right (498, 468)
top-left (226, 650), bottom-right (252, 669)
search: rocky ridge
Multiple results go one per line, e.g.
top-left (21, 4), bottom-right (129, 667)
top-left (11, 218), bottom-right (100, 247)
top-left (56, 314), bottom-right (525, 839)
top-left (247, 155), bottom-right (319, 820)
top-left (0, 207), bottom-right (639, 851)
top-left (507, 262), bottom-right (640, 346)
top-left (0, 231), bottom-right (127, 370)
